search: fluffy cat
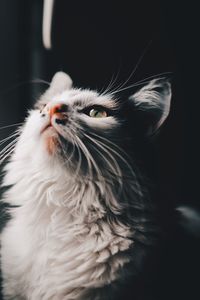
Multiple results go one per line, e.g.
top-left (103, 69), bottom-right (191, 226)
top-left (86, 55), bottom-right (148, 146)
top-left (0, 72), bottom-right (171, 300)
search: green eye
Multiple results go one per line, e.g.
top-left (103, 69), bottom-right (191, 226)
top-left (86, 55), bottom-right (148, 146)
top-left (89, 108), bottom-right (108, 118)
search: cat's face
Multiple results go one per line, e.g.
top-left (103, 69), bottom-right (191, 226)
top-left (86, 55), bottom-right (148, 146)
top-left (15, 72), bottom-right (171, 180)
top-left (38, 89), bottom-right (120, 155)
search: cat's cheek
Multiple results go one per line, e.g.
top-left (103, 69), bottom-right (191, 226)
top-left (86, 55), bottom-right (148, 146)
top-left (26, 110), bottom-right (53, 136)
top-left (80, 116), bottom-right (119, 130)
top-left (25, 110), bottom-right (50, 138)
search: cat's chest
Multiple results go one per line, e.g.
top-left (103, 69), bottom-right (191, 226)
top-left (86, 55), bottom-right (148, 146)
top-left (1, 181), bottom-right (134, 299)
top-left (1, 207), bottom-right (132, 300)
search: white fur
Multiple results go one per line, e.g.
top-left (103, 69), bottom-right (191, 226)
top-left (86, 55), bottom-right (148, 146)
top-left (1, 162), bottom-right (132, 299)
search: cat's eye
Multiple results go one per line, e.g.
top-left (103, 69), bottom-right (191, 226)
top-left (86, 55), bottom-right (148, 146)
top-left (81, 105), bottom-right (112, 118)
top-left (89, 108), bottom-right (108, 118)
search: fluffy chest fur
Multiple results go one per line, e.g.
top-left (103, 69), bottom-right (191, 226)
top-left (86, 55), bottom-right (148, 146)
top-left (1, 170), bottom-right (133, 300)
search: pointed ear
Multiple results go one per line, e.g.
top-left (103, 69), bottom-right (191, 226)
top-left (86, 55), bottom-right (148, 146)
top-left (129, 78), bottom-right (172, 135)
top-left (35, 71), bottom-right (73, 108)
top-left (49, 71), bottom-right (73, 94)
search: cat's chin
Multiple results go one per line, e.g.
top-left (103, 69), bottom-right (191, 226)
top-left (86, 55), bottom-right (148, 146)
top-left (42, 126), bottom-right (59, 155)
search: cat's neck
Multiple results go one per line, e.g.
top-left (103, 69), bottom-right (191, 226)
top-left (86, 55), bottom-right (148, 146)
top-left (3, 155), bottom-right (143, 229)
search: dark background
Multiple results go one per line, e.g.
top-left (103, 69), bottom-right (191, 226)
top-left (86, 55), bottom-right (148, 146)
top-left (0, 0), bottom-right (199, 299)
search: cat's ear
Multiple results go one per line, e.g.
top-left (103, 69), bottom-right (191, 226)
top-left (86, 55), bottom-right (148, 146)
top-left (35, 72), bottom-right (73, 108)
top-left (129, 78), bottom-right (172, 135)
top-left (49, 71), bottom-right (73, 93)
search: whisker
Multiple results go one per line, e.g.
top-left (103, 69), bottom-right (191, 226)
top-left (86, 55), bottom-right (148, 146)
top-left (75, 135), bottom-right (103, 181)
top-left (73, 124), bottom-right (136, 182)
top-left (127, 72), bottom-right (172, 85)
top-left (0, 139), bottom-right (18, 159)
top-left (106, 40), bottom-right (153, 96)
top-left (89, 132), bottom-right (132, 164)
top-left (0, 149), bottom-right (15, 164)
top-left (84, 133), bottom-right (123, 185)
top-left (65, 136), bottom-right (83, 180)
top-left (61, 136), bottom-right (76, 165)
top-left (0, 143), bottom-right (17, 165)
top-left (109, 72), bottom-right (172, 95)
top-left (0, 122), bottom-right (23, 131)
top-left (0, 132), bottom-right (19, 146)
top-left (88, 132), bottom-right (143, 195)
top-left (101, 67), bottom-right (121, 96)
top-left (0, 137), bottom-right (18, 154)
top-left (99, 73), bottom-right (116, 95)
top-left (60, 131), bottom-right (93, 181)
top-left (30, 79), bottom-right (50, 86)
top-left (73, 141), bottom-right (82, 179)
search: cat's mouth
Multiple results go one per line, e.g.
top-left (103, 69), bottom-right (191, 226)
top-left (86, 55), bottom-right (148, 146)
top-left (41, 116), bottom-right (60, 134)
top-left (40, 113), bottom-right (70, 154)
top-left (41, 113), bottom-right (67, 135)
top-left (41, 123), bottom-right (54, 134)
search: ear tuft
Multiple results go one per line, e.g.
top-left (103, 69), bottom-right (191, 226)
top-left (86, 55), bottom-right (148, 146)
top-left (129, 78), bottom-right (172, 135)
top-left (50, 71), bottom-right (73, 93)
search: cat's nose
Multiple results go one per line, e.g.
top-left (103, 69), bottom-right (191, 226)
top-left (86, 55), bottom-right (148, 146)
top-left (48, 103), bottom-right (68, 125)
top-left (49, 103), bottom-right (68, 116)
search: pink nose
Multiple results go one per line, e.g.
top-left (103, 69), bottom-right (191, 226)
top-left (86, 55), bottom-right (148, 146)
top-left (49, 104), bottom-right (68, 117)
top-left (48, 103), bottom-right (68, 125)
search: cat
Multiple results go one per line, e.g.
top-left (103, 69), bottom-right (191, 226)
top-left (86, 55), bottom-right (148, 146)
top-left (0, 71), bottom-right (171, 300)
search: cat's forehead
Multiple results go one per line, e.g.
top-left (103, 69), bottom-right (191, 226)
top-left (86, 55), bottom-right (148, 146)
top-left (51, 88), bottom-right (118, 109)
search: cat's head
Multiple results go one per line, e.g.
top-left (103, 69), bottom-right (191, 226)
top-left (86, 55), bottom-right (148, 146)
top-left (14, 71), bottom-right (171, 182)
